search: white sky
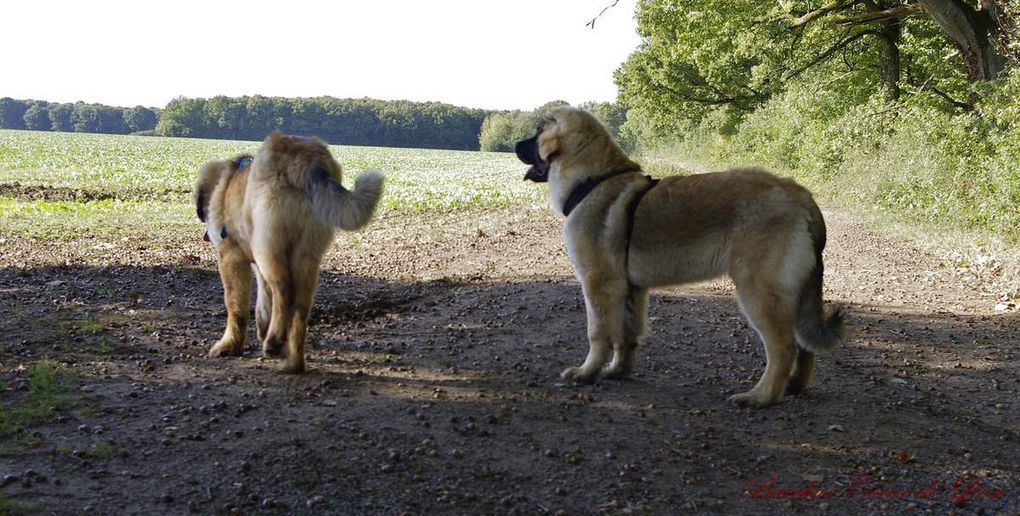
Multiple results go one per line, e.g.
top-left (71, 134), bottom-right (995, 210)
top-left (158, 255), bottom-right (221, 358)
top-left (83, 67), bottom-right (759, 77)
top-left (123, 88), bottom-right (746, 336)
top-left (2, 0), bottom-right (641, 111)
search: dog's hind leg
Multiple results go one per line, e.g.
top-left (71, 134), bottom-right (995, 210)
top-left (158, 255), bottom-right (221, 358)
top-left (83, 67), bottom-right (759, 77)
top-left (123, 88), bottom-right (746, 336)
top-left (562, 278), bottom-right (627, 383)
top-left (604, 286), bottom-right (648, 380)
top-left (258, 254), bottom-right (293, 360)
top-left (786, 349), bottom-right (815, 395)
top-left (728, 282), bottom-right (797, 408)
top-left (208, 250), bottom-right (253, 357)
top-left (254, 266), bottom-right (273, 348)
top-left (281, 260), bottom-right (320, 374)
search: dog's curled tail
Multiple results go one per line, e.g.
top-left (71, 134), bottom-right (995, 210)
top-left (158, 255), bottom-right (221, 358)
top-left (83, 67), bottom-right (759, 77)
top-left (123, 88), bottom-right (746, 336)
top-left (307, 167), bottom-right (384, 230)
top-left (794, 209), bottom-right (846, 353)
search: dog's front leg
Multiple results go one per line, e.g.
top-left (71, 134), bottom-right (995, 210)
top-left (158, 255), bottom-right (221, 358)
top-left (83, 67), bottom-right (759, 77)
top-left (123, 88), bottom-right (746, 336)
top-left (562, 278), bottom-right (627, 382)
top-left (208, 250), bottom-right (253, 357)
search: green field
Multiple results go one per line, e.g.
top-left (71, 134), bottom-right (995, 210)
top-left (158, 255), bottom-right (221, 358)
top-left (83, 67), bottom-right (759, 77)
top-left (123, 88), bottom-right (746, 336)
top-left (0, 130), bottom-right (541, 237)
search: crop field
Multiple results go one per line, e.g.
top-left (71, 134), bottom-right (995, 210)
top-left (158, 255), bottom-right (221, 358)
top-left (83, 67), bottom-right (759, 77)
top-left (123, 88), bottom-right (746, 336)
top-left (0, 129), bottom-right (540, 237)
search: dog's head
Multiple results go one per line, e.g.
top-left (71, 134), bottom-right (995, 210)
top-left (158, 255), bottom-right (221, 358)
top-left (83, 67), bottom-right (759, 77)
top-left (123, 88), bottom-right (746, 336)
top-left (193, 156), bottom-right (249, 222)
top-left (258, 131), bottom-right (342, 184)
top-left (515, 107), bottom-right (634, 184)
top-left (514, 118), bottom-right (557, 183)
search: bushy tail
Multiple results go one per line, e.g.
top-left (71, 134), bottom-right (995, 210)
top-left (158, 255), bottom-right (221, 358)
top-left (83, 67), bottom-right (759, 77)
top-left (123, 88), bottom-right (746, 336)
top-left (307, 169), bottom-right (384, 230)
top-left (794, 209), bottom-right (846, 353)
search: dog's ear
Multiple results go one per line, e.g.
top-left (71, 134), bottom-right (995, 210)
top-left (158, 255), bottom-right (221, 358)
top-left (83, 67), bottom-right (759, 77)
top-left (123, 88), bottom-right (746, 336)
top-left (535, 118), bottom-right (562, 163)
top-left (196, 192), bottom-right (207, 222)
top-left (266, 130), bottom-right (285, 150)
top-left (193, 160), bottom-right (226, 223)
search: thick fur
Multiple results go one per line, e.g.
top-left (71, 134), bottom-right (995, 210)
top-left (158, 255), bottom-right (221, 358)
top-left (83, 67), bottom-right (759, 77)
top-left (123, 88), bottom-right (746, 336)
top-left (193, 132), bottom-right (384, 373)
top-left (516, 107), bottom-right (844, 408)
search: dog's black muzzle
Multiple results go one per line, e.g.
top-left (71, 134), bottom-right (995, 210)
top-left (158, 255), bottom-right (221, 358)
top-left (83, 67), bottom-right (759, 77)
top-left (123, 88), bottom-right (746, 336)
top-left (515, 130), bottom-right (549, 183)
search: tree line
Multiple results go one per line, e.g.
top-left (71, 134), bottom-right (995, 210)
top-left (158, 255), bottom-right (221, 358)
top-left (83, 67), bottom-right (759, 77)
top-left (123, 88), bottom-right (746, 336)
top-left (154, 96), bottom-right (489, 150)
top-left (0, 98), bottom-right (159, 135)
top-left (1, 94), bottom-right (628, 152)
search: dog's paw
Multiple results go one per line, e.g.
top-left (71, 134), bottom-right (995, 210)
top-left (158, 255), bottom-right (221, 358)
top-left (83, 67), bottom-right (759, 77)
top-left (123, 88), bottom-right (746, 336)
top-left (262, 339), bottom-right (285, 358)
top-left (601, 364), bottom-right (633, 381)
top-left (560, 366), bottom-right (597, 383)
top-left (785, 381), bottom-right (809, 396)
top-left (728, 390), bottom-right (780, 409)
top-left (208, 340), bottom-right (243, 357)
top-left (281, 358), bottom-right (305, 375)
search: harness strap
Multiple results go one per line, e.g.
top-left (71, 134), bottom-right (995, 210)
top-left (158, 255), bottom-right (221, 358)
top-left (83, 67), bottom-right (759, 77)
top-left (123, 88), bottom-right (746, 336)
top-left (561, 169), bottom-right (634, 217)
top-left (625, 176), bottom-right (659, 252)
top-left (561, 170), bottom-right (659, 258)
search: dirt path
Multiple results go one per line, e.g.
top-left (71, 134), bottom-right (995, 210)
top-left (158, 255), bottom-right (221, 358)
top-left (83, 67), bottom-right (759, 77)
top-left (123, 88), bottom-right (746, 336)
top-left (1, 207), bottom-right (1017, 514)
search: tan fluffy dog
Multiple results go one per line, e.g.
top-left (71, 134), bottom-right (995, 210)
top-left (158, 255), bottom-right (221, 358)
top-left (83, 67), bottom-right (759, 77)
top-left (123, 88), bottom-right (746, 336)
top-left (515, 107), bottom-right (844, 408)
top-left (194, 132), bottom-right (384, 373)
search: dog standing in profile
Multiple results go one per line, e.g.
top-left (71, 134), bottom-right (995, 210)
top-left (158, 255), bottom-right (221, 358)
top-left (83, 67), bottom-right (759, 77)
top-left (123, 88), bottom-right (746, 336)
top-left (194, 132), bottom-right (384, 373)
top-left (515, 107), bottom-right (844, 408)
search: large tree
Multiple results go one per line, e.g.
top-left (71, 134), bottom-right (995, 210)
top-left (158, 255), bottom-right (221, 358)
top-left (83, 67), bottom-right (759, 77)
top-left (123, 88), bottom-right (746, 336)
top-left (123, 106), bottom-right (158, 133)
top-left (48, 103), bottom-right (74, 132)
top-left (23, 102), bottom-right (51, 131)
top-left (615, 0), bottom-right (1019, 131)
top-left (0, 98), bottom-right (28, 129)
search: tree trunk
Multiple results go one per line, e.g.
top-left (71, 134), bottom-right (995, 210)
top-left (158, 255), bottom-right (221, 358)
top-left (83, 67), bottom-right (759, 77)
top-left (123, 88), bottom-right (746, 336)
top-left (918, 0), bottom-right (1004, 81)
top-left (878, 20), bottom-right (902, 100)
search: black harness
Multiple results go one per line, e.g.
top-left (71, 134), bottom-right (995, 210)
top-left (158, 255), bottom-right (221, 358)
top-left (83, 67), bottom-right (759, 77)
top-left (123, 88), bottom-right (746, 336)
top-left (562, 170), bottom-right (659, 251)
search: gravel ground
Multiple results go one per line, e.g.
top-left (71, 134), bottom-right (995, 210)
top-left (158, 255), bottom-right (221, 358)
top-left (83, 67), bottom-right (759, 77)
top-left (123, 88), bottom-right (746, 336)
top-left (0, 206), bottom-right (1017, 515)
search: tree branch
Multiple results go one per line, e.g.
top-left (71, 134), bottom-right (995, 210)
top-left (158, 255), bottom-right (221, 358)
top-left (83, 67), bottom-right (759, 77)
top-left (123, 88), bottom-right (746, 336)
top-left (586, 0), bottom-right (620, 29)
top-left (928, 85), bottom-right (973, 109)
top-left (782, 30), bottom-right (876, 81)
top-left (832, 3), bottom-right (924, 26)
top-left (788, 0), bottom-right (856, 28)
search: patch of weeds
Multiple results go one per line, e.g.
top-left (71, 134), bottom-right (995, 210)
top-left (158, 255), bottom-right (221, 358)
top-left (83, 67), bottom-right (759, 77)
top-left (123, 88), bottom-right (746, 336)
top-left (83, 441), bottom-right (116, 459)
top-left (53, 441), bottom-right (71, 455)
top-left (79, 318), bottom-right (104, 335)
top-left (94, 338), bottom-right (114, 355)
top-left (0, 361), bottom-right (73, 454)
top-left (0, 495), bottom-right (34, 514)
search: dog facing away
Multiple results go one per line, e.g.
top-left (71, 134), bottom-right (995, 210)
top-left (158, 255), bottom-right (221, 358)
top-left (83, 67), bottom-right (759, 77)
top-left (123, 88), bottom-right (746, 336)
top-left (194, 132), bottom-right (384, 373)
top-left (515, 107), bottom-right (844, 408)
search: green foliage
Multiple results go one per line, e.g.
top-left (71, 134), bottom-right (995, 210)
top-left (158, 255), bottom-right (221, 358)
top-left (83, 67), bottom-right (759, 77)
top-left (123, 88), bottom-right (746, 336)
top-left (649, 71), bottom-right (1020, 242)
top-left (123, 106), bottom-right (159, 133)
top-left (0, 495), bottom-right (34, 514)
top-left (48, 103), bottom-right (74, 132)
top-left (617, 0), bottom-right (1020, 241)
top-left (0, 361), bottom-right (72, 452)
top-left (477, 101), bottom-right (580, 152)
top-left (578, 101), bottom-right (633, 151)
top-left (0, 97), bottom-right (28, 130)
top-left (615, 1), bottom-right (980, 133)
top-left (156, 95), bottom-right (488, 150)
top-left (23, 102), bottom-right (51, 130)
top-left (478, 110), bottom-right (535, 152)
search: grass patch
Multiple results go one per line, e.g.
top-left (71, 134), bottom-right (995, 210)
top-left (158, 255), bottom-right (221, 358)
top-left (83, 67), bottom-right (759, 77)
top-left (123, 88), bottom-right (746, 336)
top-left (0, 495), bottom-right (34, 514)
top-left (0, 361), bottom-right (73, 454)
top-left (78, 318), bottom-right (105, 334)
